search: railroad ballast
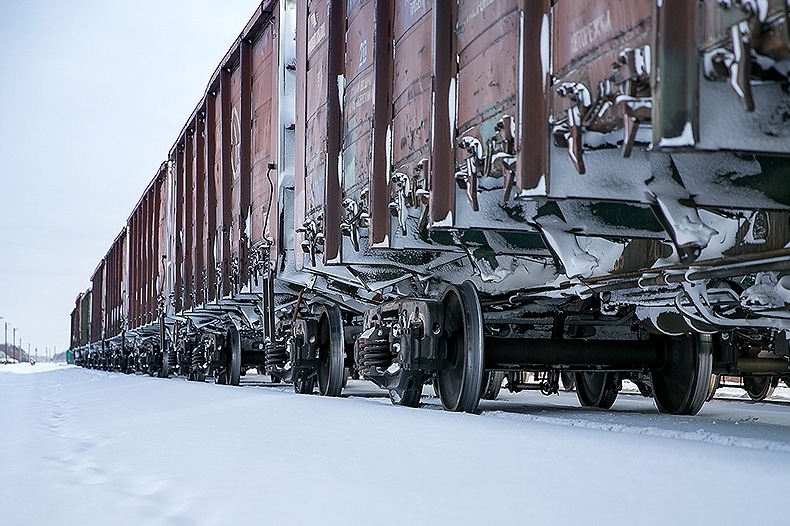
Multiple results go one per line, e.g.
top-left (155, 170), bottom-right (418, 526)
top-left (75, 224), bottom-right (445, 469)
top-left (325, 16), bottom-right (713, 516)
top-left (70, 0), bottom-right (790, 414)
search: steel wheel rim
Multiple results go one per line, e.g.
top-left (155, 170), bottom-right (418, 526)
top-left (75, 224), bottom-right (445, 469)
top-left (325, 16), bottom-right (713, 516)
top-left (743, 376), bottom-right (776, 401)
top-left (219, 327), bottom-right (241, 386)
top-left (651, 334), bottom-right (712, 415)
top-left (436, 282), bottom-right (484, 413)
top-left (575, 371), bottom-right (617, 409)
top-left (316, 305), bottom-right (344, 397)
top-left (481, 371), bottom-right (505, 400)
top-left (560, 371), bottom-right (576, 392)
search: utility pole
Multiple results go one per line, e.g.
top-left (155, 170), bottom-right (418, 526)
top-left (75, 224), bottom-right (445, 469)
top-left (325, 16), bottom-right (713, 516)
top-left (13, 327), bottom-right (16, 362)
top-left (4, 322), bottom-right (6, 361)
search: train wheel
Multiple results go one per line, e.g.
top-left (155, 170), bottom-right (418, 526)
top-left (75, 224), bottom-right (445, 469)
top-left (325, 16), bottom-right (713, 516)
top-left (481, 371), bottom-right (505, 400)
top-left (316, 305), bottom-right (344, 397)
top-left (431, 378), bottom-right (440, 398)
top-left (147, 350), bottom-right (159, 377)
top-left (575, 372), bottom-right (618, 409)
top-left (651, 334), bottom-right (712, 416)
top-left (560, 371), bottom-right (576, 392)
top-left (705, 374), bottom-right (720, 402)
top-left (435, 282), bottom-right (484, 413)
top-left (158, 316), bottom-right (170, 378)
top-left (160, 348), bottom-right (170, 378)
top-left (293, 371), bottom-right (315, 394)
top-left (743, 376), bottom-right (778, 401)
top-left (217, 327), bottom-right (241, 386)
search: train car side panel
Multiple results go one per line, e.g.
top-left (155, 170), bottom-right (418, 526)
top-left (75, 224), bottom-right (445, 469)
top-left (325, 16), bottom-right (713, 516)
top-left (205, 95), bottom-right (218, 304)
top-left (296, 0), bottom-right (344, 266)
top-left (103, 230), bottom-right (126, 339)
top-left (70, 295), bottom-right (82, 351)
top-left (80, 290), bottom-right (91, 346)
top-left (250, 20), bottom-right (279, 278)
top-left (453, 0), bottom-right (521, 228)
top-left (90, 262), bottom-right (104, 344)
top-left (184, 130), bottom-right (195, 310)
top-left (229, 62), bottom-right (245, 290)
top-left (693, 0), bottom-right (790, 154)
top-left (548, 0), bottom-right (655, 204)
top-left (341, 0), bottom-right (376, 256)
top-left (194, 116), bottom-right (207, 305)
top-left (388, 0), bottom-right (433, 247)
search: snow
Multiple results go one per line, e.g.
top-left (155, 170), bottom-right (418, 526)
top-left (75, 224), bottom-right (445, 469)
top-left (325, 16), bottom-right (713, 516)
top-left (3, 365), bottom-right (790, 526)
top-left (537, 216), bottom-right (599, 278)
top-left (432, 210), bottom-right (453, 227)
top-left (658, 122), bottom-right (695, 148)
top-left (517, 173), bottom-right (546, 197)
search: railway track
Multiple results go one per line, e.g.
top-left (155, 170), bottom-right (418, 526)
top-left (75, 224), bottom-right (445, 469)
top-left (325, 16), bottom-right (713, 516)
top-left (236, 374), bottom-right (790, 409)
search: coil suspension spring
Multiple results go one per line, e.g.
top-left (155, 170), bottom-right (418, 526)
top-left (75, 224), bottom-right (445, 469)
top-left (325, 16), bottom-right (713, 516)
top-left (357, 331), bottom-right (394, 376)
top-left (191, 341), bottom-right (207, 372)
top-left (265, 340), bottom-right (288, 368)
top-left (167, 343), bottom-right (178, 368)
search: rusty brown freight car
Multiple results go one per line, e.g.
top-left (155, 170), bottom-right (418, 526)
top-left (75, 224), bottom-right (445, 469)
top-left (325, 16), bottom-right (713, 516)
top-left (71, 290), bottom-right (91, 365)
top-left (69, 294), bottom-right (82, 363)
top-left (103, 229), bottom-right (126, 341)
top-left (171, 2), bottom-right (290, 305)
top-left (86, 260), bottom-right (104, 369)
top-left (150, 1), bottom-right (299, 385)
top-left (127, 164), bottom-right (168, 332)
top-left (71, 1), bottom-right (790, 416)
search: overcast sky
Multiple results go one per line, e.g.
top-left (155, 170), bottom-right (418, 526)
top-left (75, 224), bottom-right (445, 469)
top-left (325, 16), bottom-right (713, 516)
top-left (0, 0), bottom-right (262, 356)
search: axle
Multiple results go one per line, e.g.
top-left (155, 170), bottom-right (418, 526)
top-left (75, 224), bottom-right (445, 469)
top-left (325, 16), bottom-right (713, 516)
top-left (484, 337), bottom-right (664, 370)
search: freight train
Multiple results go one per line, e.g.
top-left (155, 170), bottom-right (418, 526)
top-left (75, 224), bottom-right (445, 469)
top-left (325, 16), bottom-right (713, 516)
top-left (69, 0), bottom-right (790, 415)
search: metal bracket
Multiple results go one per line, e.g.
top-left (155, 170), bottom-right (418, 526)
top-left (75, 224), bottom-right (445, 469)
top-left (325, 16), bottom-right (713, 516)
top-left (388, 159), bottom-right (430, 235)
top-left (201, 269), bottom-right (209, 303)
top-left (652, 194), bottom-right (718, 263)
top-left (297, 218), bottom-right (324, 266)
top-left (414, 159), bottom-right (430, 234)
top-left (707, 0), bottom-right (782, 111)
top-left (555, 82), bottom-right (592, 174)
top-left (248, 245), bottom-right (268, 288)
top-left (718, 0), bottom-right (769, 24)
top-left (616, 96), bottom-right (652, 157)
top-left (706, 20), bottom-right (756, 111)
top-left (457, 136), bottom-right (483, 210)
top-left (389, 172), bottom-right (412, 236)
top-left (340, 189), bottom-right (369, 252)
top-left (229, 256), bottom-right (240, 292)
top-left (190, 281), bottom-right (197, 308)
top-left (535, 215), bottom-right (599, 279)
top-left (492, 115), bottom-right (518, 201)
top-left (214, 262), bottom-right (223, 299)
top-left (614, 45), bottom-right (652, 157)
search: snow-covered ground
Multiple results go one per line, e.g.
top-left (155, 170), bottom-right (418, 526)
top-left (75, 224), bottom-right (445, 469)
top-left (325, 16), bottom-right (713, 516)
top-left (2, 364), bottom-right (789, 526)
